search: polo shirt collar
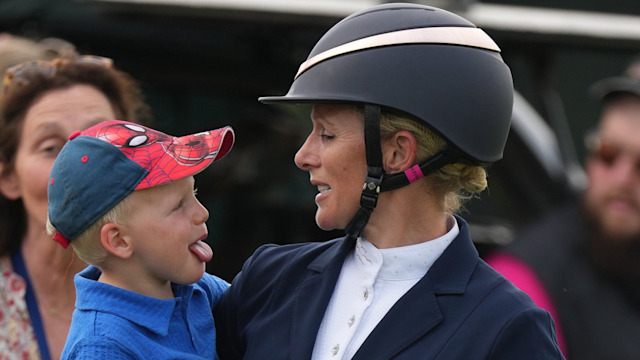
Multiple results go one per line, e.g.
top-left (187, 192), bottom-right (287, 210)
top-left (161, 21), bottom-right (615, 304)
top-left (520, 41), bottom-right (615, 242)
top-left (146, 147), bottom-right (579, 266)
top-left (74, 266), bottom-right (195, 336)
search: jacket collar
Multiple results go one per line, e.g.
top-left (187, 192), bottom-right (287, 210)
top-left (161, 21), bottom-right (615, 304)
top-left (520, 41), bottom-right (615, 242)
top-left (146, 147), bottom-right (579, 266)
top-left (352, 215), bottom-right (479, 359)
top-left (308, 235), bottom-right (356, 272)
top-left (290, 236), bottom-right (355, 359)
top-left (291, 215), bottom-right (478, 360)
top-left (428, 214), bottom-right (479, 294)
top-left (306, 215), bottom-right (478, 291)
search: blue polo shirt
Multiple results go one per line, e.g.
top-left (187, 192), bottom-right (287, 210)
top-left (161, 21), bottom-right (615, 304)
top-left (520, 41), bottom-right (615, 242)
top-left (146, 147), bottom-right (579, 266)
top-left (62, 266), bottom-right (229, 359)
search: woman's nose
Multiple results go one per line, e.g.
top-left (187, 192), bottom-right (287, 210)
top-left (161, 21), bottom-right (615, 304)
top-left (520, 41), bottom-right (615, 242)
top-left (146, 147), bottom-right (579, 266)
top-left (294, 135), bottom-right (318, 171)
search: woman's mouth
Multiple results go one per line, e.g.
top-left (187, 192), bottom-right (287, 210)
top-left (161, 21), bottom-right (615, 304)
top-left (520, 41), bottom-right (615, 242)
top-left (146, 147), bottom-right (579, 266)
top-left (315, 184), bottom-right (332, 202)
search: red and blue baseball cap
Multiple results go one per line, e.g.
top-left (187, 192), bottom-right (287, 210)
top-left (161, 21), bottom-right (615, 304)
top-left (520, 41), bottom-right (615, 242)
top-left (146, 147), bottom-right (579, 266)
top-left (47, 120), bottom-right (235, 248)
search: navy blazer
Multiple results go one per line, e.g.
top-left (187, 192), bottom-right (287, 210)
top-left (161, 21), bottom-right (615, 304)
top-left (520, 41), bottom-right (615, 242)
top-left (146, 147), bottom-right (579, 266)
top-left (214, 216), bottom-right (564, 359)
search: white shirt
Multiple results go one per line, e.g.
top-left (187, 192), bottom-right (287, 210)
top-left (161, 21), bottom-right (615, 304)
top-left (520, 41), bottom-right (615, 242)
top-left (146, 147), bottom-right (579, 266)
top-left (311, 216), bottom-right (459, 360)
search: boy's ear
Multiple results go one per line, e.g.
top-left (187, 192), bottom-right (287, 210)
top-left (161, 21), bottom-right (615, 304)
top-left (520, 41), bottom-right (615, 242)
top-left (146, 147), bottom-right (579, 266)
top-left (382, 130), bottom-right (418, 173)
top-left (0, 164), bottom-right (21, 200)
top-left (100, 223), bottom-right (133, 259)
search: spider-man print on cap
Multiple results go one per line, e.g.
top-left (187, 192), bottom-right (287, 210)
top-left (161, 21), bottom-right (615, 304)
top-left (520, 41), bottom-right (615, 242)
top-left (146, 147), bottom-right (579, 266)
top-left (83, 120), bottom-right (234, 189)
top-left (47, 120), bottom-right (235, 247)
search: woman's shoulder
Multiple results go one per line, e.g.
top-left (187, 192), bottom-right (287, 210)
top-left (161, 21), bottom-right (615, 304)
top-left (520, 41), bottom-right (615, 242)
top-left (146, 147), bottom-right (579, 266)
top-left (252, 237), bottom-right (344, 260)
top-left (0, 254), bottom-right (40, 360)
top-left (230, 237), bottom-right (348, 289)
top-left (474, 259), bottom-right (546, 314)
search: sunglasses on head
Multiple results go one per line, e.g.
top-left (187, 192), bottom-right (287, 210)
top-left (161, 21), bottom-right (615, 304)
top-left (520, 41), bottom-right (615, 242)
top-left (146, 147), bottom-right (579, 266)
top-left (585, 132), bottom-right (640, 172)
top-left (3, 55), bottom-right (113, 92)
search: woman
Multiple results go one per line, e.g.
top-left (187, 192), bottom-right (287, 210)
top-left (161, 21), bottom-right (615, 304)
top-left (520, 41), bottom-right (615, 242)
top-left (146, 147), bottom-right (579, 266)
top-left (214, 3), bottom-right (564, 359)
top-left (0, 50), bottom-right (150, 359)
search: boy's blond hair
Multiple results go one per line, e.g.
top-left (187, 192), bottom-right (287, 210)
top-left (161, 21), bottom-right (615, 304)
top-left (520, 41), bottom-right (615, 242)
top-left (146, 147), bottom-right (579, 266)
top-left (46, 195), bottom-right (134, 266)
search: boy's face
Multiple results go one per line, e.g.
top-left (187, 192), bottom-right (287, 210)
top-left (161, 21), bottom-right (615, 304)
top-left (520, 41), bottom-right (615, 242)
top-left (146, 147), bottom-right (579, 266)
top-left (120, 176), bottom-right (211, 286)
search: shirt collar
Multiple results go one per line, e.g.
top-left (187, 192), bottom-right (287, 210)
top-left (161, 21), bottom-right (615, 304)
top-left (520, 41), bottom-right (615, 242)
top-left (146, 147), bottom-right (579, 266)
top-left (356, 215), bottom-right (459, 280)
top-left (74, 266), bottom-right (197, 336)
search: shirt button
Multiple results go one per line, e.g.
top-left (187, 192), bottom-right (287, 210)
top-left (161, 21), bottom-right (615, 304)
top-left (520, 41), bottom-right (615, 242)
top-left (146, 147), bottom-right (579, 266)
top-left (364, 289), bottom-right (369, 300)
top-left (348, 316), bottom-right (355, 327)
top-left (332, 344), bottom-right (339, 356)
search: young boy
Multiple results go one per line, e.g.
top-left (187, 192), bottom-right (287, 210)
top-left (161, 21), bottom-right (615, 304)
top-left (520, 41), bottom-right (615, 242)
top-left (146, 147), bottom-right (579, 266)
top-left (45, 120), bottom-right (235, 359)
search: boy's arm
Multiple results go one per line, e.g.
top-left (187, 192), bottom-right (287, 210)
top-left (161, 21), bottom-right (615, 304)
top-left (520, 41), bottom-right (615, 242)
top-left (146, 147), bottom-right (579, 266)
top-left (63, 337), bottom-right (136, 360)
top-left (200, 272), bottom-right (230, 309)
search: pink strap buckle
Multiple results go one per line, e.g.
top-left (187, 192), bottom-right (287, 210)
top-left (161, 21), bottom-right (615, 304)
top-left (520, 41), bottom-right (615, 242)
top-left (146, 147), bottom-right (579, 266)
top-left (404, 164), bottom-right (424, 183)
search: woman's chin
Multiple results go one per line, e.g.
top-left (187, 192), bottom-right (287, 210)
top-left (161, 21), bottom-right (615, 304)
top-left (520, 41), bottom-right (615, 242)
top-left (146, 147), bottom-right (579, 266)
top-left (315, 214), bottom-right (349, 232)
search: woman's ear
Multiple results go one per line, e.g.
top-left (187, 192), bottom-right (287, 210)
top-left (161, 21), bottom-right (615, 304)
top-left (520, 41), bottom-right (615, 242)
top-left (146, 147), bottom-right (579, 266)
top-left (0, 164), bottom-right (21, 200)
top-left (100, 223), bottom-right (133, 259)
top-left (382, 130), bottom-right (418, 173)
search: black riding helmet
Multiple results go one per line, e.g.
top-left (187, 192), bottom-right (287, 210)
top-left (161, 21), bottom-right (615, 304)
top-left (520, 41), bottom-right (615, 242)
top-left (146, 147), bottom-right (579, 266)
top-left (259, 3), bottom-right (513, 238)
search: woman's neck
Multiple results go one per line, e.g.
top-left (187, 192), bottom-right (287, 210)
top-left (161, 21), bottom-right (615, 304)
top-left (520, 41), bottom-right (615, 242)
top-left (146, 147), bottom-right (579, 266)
top-left (362, 186), bottom-right (448, 249)
top-left (20, 222), bottom-right (86, 290)
top-left (20, 223), bottom-right (85, 360)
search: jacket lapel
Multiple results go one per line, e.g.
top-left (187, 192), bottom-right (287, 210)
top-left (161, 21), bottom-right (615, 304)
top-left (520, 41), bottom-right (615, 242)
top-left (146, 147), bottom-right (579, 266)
top-left (352, 216), bottom-right (478, 359)
top-left (290, 236), bottom-right (357, 360)
top-left (352, 275), bottom-right (443, 360)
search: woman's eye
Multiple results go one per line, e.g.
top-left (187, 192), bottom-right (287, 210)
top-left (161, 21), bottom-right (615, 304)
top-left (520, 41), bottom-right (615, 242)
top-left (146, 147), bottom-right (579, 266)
top-left (40, 142), bottom-right (64, 157)
top-left (320, 134), bottom-right (334, 140)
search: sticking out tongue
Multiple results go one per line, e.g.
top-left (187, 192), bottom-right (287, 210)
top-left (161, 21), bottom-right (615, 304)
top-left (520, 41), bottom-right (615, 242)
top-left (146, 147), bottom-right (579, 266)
top-left (189, 240), bottom-right (213, 262)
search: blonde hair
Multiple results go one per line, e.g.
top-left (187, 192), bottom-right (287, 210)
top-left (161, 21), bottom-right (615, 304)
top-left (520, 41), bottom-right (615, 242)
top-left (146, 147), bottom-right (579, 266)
top-left (373, 108), bottom-right (488, 213)
top-left (46, 195), bottom-right (134, 266)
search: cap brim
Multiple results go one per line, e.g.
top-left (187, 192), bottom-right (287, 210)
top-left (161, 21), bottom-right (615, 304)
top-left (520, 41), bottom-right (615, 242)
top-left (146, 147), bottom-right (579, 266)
top-left (135, 126), bottom-right (235, 189)
top-left (589, 76), bottom-right (640, 101)
top-left (211, 126), bottom-right (235, 160)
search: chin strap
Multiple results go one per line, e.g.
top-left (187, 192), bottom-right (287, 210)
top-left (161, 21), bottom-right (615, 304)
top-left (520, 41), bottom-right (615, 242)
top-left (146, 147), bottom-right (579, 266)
top-left (345, 104), bottom-right (383, 239)
top-left (344, 104), bottom-right (462, 239)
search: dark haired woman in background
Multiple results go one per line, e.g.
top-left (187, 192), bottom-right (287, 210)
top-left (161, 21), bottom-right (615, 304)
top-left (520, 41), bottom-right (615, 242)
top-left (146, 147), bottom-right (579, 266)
top-left (0, 46), bottom-right (150, 359)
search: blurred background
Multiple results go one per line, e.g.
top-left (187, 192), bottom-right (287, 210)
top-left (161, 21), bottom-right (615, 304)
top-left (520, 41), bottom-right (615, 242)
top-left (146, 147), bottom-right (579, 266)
top-left (1, 0), bottom-right (639, 281)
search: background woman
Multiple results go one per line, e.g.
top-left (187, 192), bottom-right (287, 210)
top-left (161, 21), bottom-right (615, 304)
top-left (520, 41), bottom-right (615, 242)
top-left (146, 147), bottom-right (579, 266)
top-left (0, 47), bottom-right (150, 359)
